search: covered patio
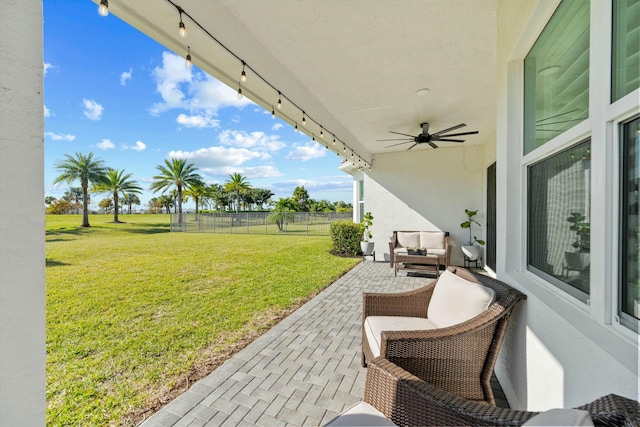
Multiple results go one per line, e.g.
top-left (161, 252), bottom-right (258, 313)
top-left (141, 261), bottom-right (509, 426)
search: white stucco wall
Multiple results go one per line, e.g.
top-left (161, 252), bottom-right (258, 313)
top-left (494, 0), bottom-right (638, 411)
top-left (366, 144), bottom-right (485, 265)
top-left (0, 1), bottom-right (46, 425)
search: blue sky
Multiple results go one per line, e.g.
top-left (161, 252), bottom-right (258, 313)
top-left (43, 1), bottom-right (353, 211)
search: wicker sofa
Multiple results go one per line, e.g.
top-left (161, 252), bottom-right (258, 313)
top-left (389, 230), bottom-right (452, 270)
top-left (362, 267), bottom-right (526, 406)
top-left (327, 356), bottom-right (640, 427)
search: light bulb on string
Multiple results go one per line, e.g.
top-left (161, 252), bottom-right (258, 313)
top-left (240, 61), bottom-right (247, 83)
top-left (312, 134), bottom-right (315, 142)
top-left (320, 127), bottom-right (324, 139)
top-left (271, 106), bottom-right (275, 119)
top-left (302, 112), bottom-right (306, 126)
top-left (332, 135), bottom-right (336, 145)
top-left (294, 122), bottom-right (298, 133)
top-left (185, 46), bottom-right (192, 68)
top-left (237, 82), bottom-right (243, 100)
top-left (178, 9), bottom-right (187, 37)
top-left (98, 0), bottom-right (109, 16)
top-left (277, 92), bottom-right (282, 109)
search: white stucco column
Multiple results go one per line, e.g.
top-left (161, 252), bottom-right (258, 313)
top-left (0, 1), bottom-right (46, 425)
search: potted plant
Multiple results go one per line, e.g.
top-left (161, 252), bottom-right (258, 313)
top-left (460, 209), bottom-right (485, 261)
top-left (360, 211), bottom-right (375, 256)
top-left (565, 212), bottom-right (590, 271)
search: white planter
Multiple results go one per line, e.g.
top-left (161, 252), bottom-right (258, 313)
top-left (462, 245), bottom-right (483, 261)
top-left (361, 241), bottom-right (375, 256)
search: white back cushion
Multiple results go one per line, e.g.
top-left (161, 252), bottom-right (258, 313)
top-left (427, 270), bottom-right (495, 328)
top-left (522, 409), bottom-right (594, 426)
top-left (396, 232), bottom-right (420, 248)
top-left (364, 316), bottom-right (438, 357)
top-left (420, 231), bottom-right (445, 249)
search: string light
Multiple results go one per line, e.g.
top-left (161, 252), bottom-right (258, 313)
top-left (237, 82), bottom-right (243, 99)
top-left (185, 46), bottom-right (192, 68)
top-left (178, 7), bottom-right (187, 37)
top-left (302, 112), bottom-right (307, 126)
top-left (312, 134), bottom-right (315, 141)
top-left (271, 106), bottom-right (275, 119)
top-left (98, 0), bottom-right (109, 16)
top-left (277, 92), bottom-right (282, 109)
top-left (240, 61), bottom-right (247, 83)
top-left (320, 127), bottom-right (324, 138)
top-left (294, 122), bottom-right (298, 132)
top-left (333, 135), bottom-right (336, 145)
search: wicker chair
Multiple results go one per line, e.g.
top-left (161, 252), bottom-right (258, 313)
top-left (362, 267), bottom-right (526, 406)
top-left (358, 356), bottom-right (640, 427)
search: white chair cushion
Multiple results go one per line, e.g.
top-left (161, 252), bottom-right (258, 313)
top-left (427, 270), bottom-right (495, 328)
top-left (396, 232), bottom-right (420, 248)
top-left (420, 231), bottom-right (445, 249)
top-left (427, 248), bottom-right (446, 257)
top-left (324, 401), bottom-right (397, 426)
top-left (522, 409), bottom-right (594, 426)
top-left (364, 316), bottom-right (438, 357)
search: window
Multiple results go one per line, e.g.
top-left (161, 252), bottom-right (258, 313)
top-left (528, 140), bottom-right (591, 302)
top-left (620, 116), bottom-right (640, 331)
top-left (612, 0), bottom-right (640, 102)
top-left (523, 0), bottom-right (590, 154)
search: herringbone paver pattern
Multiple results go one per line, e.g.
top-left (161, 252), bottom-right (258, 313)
top-left (141, 261), bottom-right (432, 426)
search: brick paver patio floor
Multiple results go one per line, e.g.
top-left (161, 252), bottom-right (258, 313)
top-left (141, 261), bottom-right (506, 426)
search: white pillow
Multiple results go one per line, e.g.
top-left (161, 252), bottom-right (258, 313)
top-left (396, 232), bottom-right (420, 248)
top-left (522, 409), bottom-right (594, 426)
top-left (420, 231), bottom-right (445, 249)
top-left (427, 270), bottom-right (495, 328)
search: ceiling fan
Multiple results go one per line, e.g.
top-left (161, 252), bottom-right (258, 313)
top-left (378, 122), bottom-right (479, 150)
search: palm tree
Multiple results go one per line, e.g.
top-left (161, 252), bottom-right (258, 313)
top-left (92, 169), bottom-right (142, 223)
top-left (184, 178), bottom-right (208, 219)
top-left (53, 152), bottom-right (108, 227)
top-left (149, 158), bottom-right (201, 216)
top-left (121, 193), bottom-right (141, 214)
top-left (224, 172), bottom-right (251, 212)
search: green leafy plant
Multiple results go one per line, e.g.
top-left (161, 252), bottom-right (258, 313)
top-left (460, 209), bottom-right (486, 246)
top-left (567, 212), bottom-right (590, 253)
top-left (361, 212), bottom-right (374, 241)
top-left (330, 220), bottom-right (362, 256)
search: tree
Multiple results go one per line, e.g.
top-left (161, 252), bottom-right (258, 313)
top-left (149, 158), bottom-right (201, 216)
top-left (207, 183), bottom-right (228, 212)
top-left (292, 185), bottom-right (310, 211)
top-left (62, 187), bottom-right (84, 214)
top-left (53, 152), bottom-right (108, 227)
top-left (45, 196), bottom-right (57, 206)
top-left (251, 188), bottom-right (274, 210)
top-left (268, 197), bottom-right (297, 231)
top-left (224, 172), bottom-right (251, 212)
top-left (121, 193), bottom-right (141, 214)
top-left (157, 195), bottom-right (174, 214)
top-left (92, 168), bottom-right (142, 223)
top-left (46, 199), bottom-right (73, 214)
top-left (184, 178), bottom-right (208, 219)
top-left (98, 198), bottom-right (114, 214)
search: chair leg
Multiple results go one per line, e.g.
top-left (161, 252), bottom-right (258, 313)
top-left (361, 352), bottom-right (367, 367)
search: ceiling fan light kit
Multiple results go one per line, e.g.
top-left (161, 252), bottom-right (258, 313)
top-left (378, 122), bottom-right (479, 150)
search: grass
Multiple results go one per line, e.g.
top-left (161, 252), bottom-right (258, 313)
top-left (46, 214), bottom-right (361, 426)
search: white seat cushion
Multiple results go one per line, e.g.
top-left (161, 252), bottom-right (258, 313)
top-left (522, 409), bottom-right (594, 426)
top-left (396, 232), bottom-right (420, 248)
top-left (420, 231), bottom-right (445, 249)
top-left (364, 316), bottom-right (438, 357)
top-left (324, 401), bottom-right (397, 426)
top-left (427, 270), bottom-right (495, 328)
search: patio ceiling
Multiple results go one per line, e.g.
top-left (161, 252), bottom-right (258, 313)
top-left (100, 0), bottom-right (498, 164)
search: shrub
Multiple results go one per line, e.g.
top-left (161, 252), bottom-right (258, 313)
top-left (330, 220), bottom-right (362, 256)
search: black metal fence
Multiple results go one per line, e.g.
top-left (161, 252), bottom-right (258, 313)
top-left (170, 212), bottom-right (353, 235)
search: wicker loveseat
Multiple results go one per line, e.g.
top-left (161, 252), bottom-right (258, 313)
top-left (389, 230), bottom-right (452, 270)
top-left (327, 357), bottom-right (640, 427)
top-left (362, 267), bottom-right (526, 406)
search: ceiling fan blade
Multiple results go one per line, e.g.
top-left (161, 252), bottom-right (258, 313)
top-left (436, 138), bottom-right (465, 142)
top-left (406, 143), bottom-right (419, 151)
top-left (431, 123), bottom-right (466, 136)
top-left (385, 141), bottom-right (413, 148)
top-left (377, 138), bottom-right (413, 141)
top-left (389, 131), bottom-right (418, 138)
top-left (428, 141), bottom-right (439, 149)
top-left (436, 130), bottom-right (479, 137)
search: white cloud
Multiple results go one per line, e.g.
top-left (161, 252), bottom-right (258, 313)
top-left (120, 68), bottom-right (132, 86)
top-left (218, 129), bottom-right (286, 151)
top-left (285, 143), bottom-right (327, 161)
top-left (83, 99), bottom-right (103, 120)
top-left (124, 140), bottom-right (146, 151)
top-left (150, 51), bottom-right (252, 116)
top-left (96, 139), bottom-right (115, 150)
top-left (272, 123), bottom-right (283, 131)
top-left (44, 105), bottom-right (51, 118)
top-left (43, 62), bottom-right (55, 76)
top-left (271, 177), bottom-right (352, 193)
top-left (45, 131), bottom-right (75, 141)
top-left (176, 113), bottom-right (220, 129)
top-left (168, 146), bottom-right (269, 169)
top-left (199, 165), bottom-right (283, 179)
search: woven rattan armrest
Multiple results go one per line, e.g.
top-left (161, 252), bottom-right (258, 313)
top-left (363, 283), bottom-right (436, 318)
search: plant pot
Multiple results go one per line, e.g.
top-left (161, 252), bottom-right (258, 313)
top-left (564, 251), bottom-right (590, 270)
top-left (462, 245), bottom-right (483, 261)
top-left (361, 241), bottom-right (375, 256)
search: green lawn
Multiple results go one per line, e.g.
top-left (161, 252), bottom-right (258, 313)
top-left (46, 214), bottom-right (361, 426)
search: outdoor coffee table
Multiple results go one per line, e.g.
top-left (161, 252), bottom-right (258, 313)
top-left (394, 253), bottom-right (442, 277)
